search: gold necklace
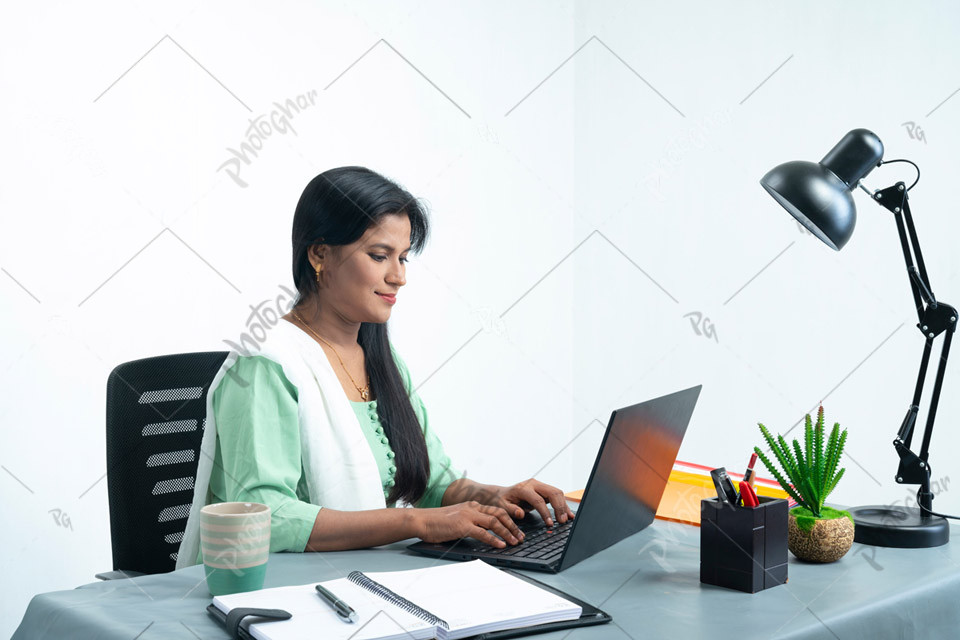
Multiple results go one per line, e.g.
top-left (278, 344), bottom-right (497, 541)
top-left (291, 310), bottom-right (371, 401)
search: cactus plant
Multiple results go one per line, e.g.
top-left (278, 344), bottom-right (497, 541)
top-left (753, 406), bottom-right (847, 518)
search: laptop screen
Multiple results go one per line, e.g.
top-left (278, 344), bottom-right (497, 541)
top-left (558, 385), bottom-right (701, 570)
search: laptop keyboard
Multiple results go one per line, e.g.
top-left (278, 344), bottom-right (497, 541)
top-left (471, 519), bottom-right (574, 562)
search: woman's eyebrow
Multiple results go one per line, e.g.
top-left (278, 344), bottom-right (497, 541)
top-left (369, 243), bottom-right (412, 252)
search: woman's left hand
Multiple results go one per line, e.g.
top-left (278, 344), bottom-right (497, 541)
top-left (486, 478), bottom-right (576, 527)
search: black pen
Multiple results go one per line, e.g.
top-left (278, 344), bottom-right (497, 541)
top-left (315, 584), bottom-right (358, 623)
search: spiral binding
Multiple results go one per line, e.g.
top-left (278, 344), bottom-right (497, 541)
top-left (348, 570), bottom-right (450, 631)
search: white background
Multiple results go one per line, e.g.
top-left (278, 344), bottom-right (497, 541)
top-left (3, 1), bottom-right (960, 636)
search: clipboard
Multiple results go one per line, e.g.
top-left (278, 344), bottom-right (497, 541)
top-left (206, 567), bottom-right (612, 640)
top-left (471, 568), bottom-right (612, 639)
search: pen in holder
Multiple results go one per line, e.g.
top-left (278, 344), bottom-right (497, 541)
top-left (700, 496), bottom-right (788, 593)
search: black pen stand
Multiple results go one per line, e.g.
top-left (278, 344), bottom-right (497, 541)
top-left (700, 496), bottom-right (788, 593)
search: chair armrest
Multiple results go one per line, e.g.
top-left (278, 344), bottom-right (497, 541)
top-left (95, 569), bottom-right (147, 581)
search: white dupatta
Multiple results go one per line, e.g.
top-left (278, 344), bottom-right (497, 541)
top-left (176, 320), bottom-right (387, 569)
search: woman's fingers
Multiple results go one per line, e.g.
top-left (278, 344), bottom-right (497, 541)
top-left (518, 480), bottom-right (575, 526)
top-left (486, 515), bottom-right (517, 546)
top-left (499, 498), bottom-right (525, 520)
top-left (544, 486), bottom-right (570, 523)
top-left (518, 485), bottom-right (553, 526)
top-left (464, 504), bottom-right (523, 546)
top-left (481, 506), bottom-right (524, 543)
top-left (473, 525), bottom-right (507, 548)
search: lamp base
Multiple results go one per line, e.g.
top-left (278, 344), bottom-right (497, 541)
top-left (848, 505), bottom-right (949, 548)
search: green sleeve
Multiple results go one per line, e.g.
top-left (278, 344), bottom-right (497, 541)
top-left (210, 355), bottom-right (321, 553)
top-left (389, 345), bottom-right (464, 509)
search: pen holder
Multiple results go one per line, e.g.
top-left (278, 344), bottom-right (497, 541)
top-left (700, 496), bottom-right (788, 593)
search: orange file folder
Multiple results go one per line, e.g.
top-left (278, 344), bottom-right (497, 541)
top-left (564, 460), bottom-right (792, 526)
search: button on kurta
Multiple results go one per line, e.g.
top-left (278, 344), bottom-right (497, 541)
top-left (388, 465), bottom-right (396, 474)
top-left (386, 451), bottom-right (395, 460)
top-left (380, 436), bottom-right (389, 444)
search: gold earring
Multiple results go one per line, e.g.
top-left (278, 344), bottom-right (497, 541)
top-left (315, 264), bottom-right (323, 284)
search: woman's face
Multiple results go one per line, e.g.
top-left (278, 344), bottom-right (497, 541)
top-left (316, 214), bottom-right (410, 324)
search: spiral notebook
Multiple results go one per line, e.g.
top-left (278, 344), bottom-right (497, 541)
top-left (209, 559), bottom-right (609, 640)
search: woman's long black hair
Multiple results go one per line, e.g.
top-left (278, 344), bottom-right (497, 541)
top-left (290, 166), bottom-right (431, 506)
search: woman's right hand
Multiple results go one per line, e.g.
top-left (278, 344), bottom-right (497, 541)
top-left (414, 501), bottom-right (525, 548)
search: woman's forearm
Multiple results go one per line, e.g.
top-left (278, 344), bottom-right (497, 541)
top-left (303, 479), bottom-right (507, 551)
top-left (441, 477), bottom-right (501, 507)
top-left (304, 507), bottom-right (420, 552)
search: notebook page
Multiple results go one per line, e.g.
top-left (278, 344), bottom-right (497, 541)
top-left (361, 560), bottom-right (582, 639)
top-left (212, 577), bottom-right (435, 640)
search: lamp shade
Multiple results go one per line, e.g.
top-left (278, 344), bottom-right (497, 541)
top-left (760, 129), bottom-right (884, 251)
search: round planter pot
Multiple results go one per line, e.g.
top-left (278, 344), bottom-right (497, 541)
top-left (788, 508), bottom-right (855, 563)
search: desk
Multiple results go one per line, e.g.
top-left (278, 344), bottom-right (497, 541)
top-left (14, 519), bottom-right (960, 639)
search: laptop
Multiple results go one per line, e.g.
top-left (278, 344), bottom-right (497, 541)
top-left (407, 384), bottom-right (702, 573)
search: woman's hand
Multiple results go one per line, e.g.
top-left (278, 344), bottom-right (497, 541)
top-left (413, 501), bottom-right (526, 548)
top-left (487, 478), bottom-right (576, 527)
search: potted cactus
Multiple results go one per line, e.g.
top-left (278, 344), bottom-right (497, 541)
top-left (754, 406), bottom-right (855, 562)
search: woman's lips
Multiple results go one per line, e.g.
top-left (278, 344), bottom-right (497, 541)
top-left (377, 293), bottom-right (397, 304)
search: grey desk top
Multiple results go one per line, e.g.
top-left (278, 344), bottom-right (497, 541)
top-left (14, 518), bottom-right (960, 640)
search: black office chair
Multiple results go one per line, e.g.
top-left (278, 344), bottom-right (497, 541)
top-left (95, 351), bottom-right (229, 580)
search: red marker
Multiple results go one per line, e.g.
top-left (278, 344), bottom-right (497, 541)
top-left (743, 453), bottom-right (758, 489)
top-left (739, 481), bottom-right (759, 507)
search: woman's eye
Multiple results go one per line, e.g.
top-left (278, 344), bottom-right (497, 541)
top-left (371, 255), bottom-right (409, 263)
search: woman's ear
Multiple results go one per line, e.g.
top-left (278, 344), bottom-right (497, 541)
top-left (308, 243), bottom-right (326, 270)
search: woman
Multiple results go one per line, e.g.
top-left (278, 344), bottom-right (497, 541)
top-left (177, 167), bottom-right (573, 567)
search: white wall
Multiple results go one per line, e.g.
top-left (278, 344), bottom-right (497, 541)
top-left (4, 1), bottom-right (960, 636)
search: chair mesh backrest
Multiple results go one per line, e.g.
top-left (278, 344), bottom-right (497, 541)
top-left (105, 351), bottom-right (228, 575)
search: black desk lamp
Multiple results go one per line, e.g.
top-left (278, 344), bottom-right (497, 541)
top-left (760, 128), bottom-right (956, 548)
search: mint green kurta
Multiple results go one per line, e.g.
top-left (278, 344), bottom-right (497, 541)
top-left (206, 348), bottom-right (461, 555)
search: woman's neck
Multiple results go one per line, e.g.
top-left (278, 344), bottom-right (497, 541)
top-left (288, 301), bottom-right (361, 352)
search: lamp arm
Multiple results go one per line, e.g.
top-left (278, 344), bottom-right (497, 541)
top-left (870, 183), bottom-right (931, 321)
top-left (869, 180), bottom-right (958, 516)
top-left (902, 196), bottom-right (938, 307)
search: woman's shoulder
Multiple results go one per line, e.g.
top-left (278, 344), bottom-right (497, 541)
top-left (218, 354), bottom-right (299, 402)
